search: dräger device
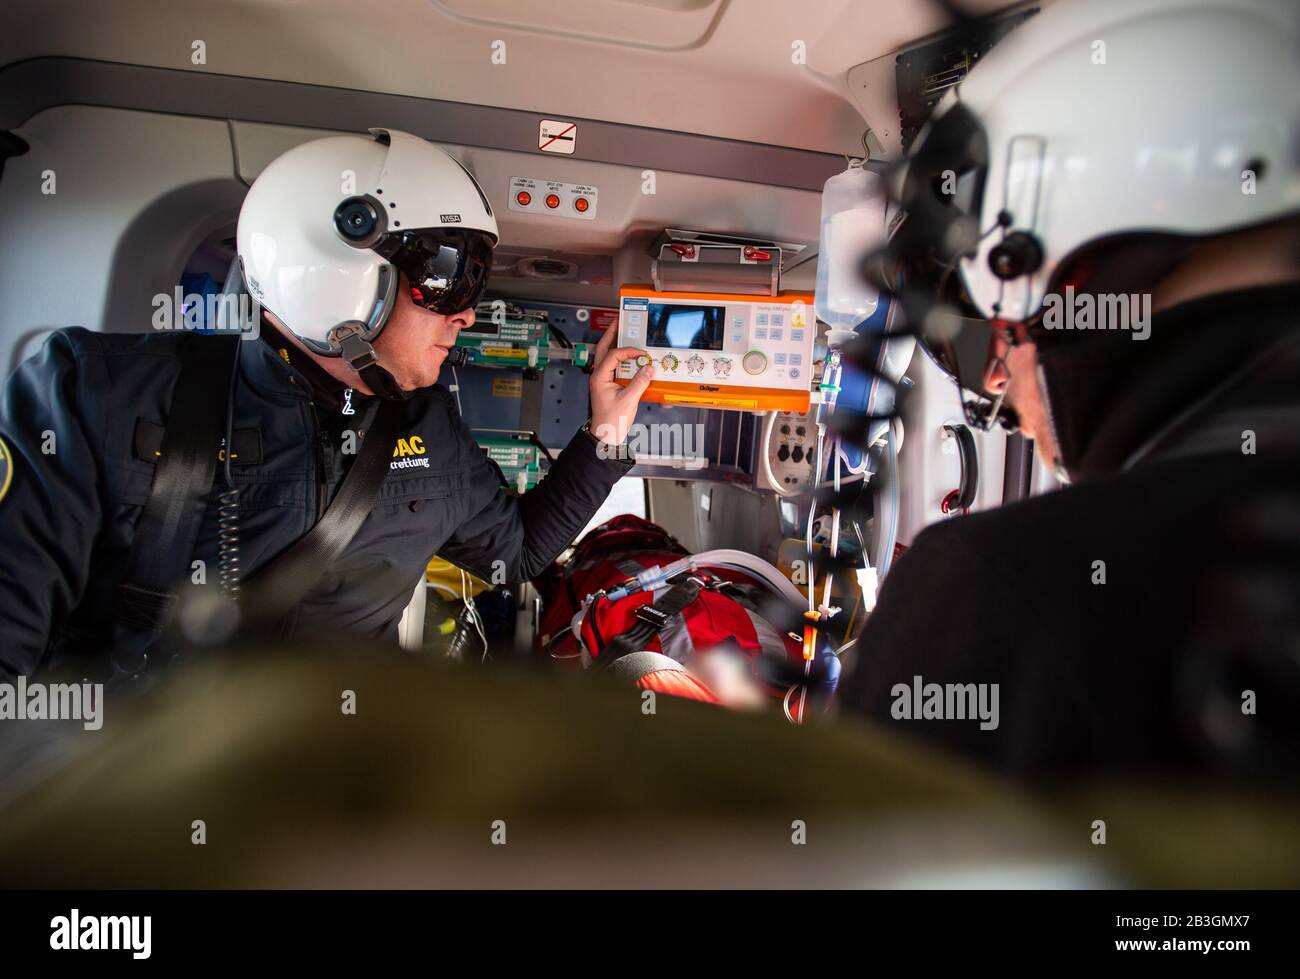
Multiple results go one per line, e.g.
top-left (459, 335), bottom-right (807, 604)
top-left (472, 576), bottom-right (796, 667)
top-left (614, 286), bottom-right (816, 411)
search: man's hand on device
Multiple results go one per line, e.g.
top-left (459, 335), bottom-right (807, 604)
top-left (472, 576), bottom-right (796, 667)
top-left (588, 325), bottom-right (653, 446)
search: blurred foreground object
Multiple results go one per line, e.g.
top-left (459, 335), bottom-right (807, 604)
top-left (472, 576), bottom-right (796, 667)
top-left (0, 647), bottom-right (1297, 888)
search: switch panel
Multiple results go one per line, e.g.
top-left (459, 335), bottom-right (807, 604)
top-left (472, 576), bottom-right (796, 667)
top-left (508, 176), bottom-right (598, 221)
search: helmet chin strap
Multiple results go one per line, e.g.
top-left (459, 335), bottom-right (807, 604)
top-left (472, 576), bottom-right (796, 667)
top-left (335, 328), bottom-right (411, 402)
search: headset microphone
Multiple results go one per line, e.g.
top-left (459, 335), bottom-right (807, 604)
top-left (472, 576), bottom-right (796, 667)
top-left (987, 231), bottom-right (1044, 281)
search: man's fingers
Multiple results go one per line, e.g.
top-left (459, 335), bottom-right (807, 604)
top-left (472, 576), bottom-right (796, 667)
top-left (623, 363), bottom-right (656, 402)
top-left (596, 346), bottom-right (649, 381)
top-left (592, 325), bottom-right (616, 360)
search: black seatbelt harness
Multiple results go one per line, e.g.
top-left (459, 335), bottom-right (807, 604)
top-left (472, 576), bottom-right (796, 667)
top-left (243, 397), bottom-right (402, 628)
top-left (113, 335), bottom-right (240, 675)
top-left (113, 336), bottom-right (404, 675)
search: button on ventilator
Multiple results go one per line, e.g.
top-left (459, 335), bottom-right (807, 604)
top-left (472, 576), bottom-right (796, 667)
top-left (743, 350), bottom-right (767, 375)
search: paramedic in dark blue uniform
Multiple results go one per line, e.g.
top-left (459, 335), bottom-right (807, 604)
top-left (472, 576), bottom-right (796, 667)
top-left (0, 128), bottom-right (654, 683)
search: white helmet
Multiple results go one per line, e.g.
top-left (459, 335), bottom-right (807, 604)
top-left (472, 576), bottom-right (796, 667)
top-left (887, 0), bottom-right (1299, 412)
top-left (237, 128), bottom-right (498, 395)
top-left (953, 0), bottom-right (1300, 323)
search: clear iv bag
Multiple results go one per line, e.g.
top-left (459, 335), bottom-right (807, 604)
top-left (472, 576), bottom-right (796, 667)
top-left (814, 161), bottom-right (885, 331)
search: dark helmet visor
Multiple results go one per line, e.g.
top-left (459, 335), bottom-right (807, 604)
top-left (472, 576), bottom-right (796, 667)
top-left (374, 228), bottom-right (496, 315)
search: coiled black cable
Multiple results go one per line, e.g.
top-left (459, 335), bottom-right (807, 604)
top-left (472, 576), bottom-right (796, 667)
top-left (217, 341), bottom-right (242, 600)
top-left (217, 487), bottom-right (241, 599)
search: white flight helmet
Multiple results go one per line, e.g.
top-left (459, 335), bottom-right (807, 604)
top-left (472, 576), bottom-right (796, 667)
top-left (890, 0), bottom-right (1299, 402)
top-left (236, 128), bottom-right (498, 395)
top-left (956, 0), bottom-right (1300, 323)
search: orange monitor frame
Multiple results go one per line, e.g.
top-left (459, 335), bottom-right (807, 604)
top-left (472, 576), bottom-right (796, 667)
top-left (614, 286), bottom-right (816, 413)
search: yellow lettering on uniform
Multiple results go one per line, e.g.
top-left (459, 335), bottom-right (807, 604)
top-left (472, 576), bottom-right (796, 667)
top-left (392, 436), bottom-right (425, 458)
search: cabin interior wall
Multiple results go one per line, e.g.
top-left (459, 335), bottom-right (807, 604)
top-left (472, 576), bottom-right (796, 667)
top-left (1, 105), bottom-right (243, 373)
top-left (648, 479), bottom-right (783, 562)
top-left (894, 351), bottom-right (1012, 546)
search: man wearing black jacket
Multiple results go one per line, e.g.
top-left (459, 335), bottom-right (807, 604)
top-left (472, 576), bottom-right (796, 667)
top-left (842, 0), bottom-right (1300, 777)
top-left (0, 129), bottom-right (653, 683)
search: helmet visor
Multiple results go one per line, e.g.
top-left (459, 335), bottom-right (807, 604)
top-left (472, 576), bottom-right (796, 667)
top-left (374, 228), bottom-right (496, 315)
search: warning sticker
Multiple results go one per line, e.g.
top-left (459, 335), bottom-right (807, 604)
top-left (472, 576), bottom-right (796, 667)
top-left (482, 346), bottom-right (528, 360)
top-left (492, 377), bottom-right (523, 399)
top-left (590, 308), bottom-right (620, 334)
top-left (538, 119), bottom-right (576, 154)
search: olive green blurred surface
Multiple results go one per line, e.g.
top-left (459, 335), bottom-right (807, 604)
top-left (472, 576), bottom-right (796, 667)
top-left (0, 648), bottom-right (1295, 888)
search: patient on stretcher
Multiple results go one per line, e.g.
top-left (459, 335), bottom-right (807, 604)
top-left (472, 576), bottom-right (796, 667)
top-left (534, 515), bottom-right (840, 719)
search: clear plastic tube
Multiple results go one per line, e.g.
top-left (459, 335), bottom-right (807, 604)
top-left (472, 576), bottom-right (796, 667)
top-left (604, 549), bottom-right (805, 607)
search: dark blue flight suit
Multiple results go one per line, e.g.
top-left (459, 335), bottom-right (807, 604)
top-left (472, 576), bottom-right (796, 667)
top-left (0, 325), bottom-right (632, 682)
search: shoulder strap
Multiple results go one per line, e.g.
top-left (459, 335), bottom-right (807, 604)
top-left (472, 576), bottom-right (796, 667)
top-left (245, 398), bottom-right (402, 624)
top-left (113, 334), bottom-right (241, 673)
top-left (597, 576), bottom-right (703, 667)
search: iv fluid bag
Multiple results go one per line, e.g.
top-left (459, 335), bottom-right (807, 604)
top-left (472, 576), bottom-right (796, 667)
top-left (814, 163), bottom-right (885, 331)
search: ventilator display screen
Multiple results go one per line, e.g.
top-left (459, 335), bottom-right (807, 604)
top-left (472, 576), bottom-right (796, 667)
top-left (646, 303), bottom-right (726, 351)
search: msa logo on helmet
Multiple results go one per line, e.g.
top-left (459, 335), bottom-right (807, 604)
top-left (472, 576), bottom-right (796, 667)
top-left (391, 435), bottom-right (430, 471)
top-left (440, 213), bottom-right (462, 224)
